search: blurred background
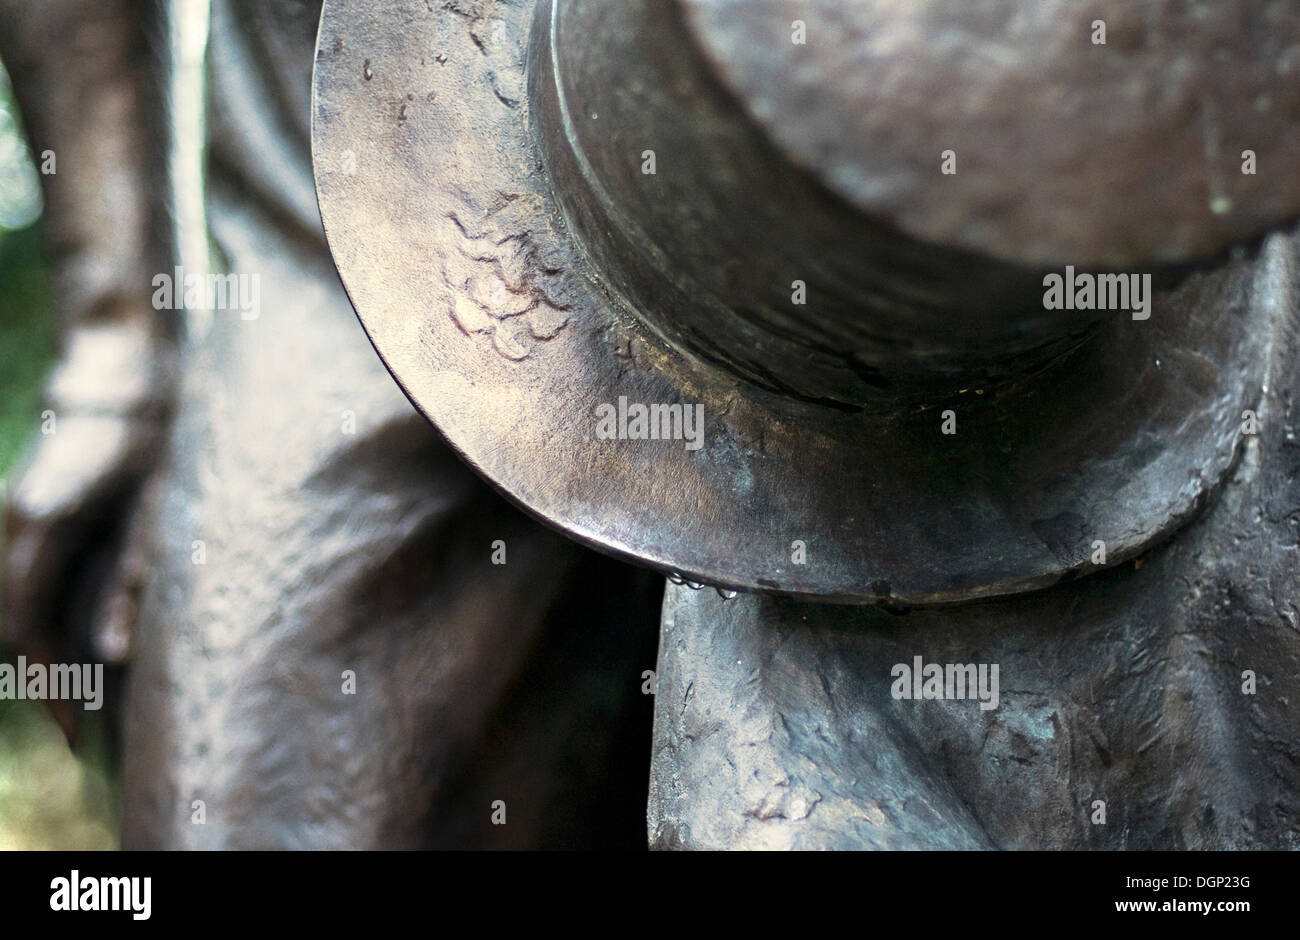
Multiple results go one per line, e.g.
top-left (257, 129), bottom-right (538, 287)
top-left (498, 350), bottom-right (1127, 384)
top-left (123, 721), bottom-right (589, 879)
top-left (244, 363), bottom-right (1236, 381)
top-left (0, 57), bottom-right (117, 851)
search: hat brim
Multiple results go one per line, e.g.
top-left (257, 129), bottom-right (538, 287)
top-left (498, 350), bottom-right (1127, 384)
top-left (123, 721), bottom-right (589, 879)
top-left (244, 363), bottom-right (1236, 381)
top-left (311, 0), bottom-right (1286, 605)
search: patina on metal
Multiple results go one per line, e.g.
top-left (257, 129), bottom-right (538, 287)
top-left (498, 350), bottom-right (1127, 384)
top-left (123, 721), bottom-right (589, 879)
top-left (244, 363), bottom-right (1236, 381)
top-left (535, 0), bottom-right (1300, 404)
top-left (312, 0), bottom-right (1300, 604)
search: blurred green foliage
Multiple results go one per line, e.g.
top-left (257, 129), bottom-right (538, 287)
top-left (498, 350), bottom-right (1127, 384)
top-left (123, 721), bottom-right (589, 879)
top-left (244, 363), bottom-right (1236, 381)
top-left (0, 225), bottom-right (55, 474)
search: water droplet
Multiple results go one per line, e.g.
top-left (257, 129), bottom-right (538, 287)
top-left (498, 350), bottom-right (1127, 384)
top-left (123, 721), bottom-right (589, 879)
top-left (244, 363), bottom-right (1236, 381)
top-left (363, 59), bottom-right (373, 80)
top-left (667, 571), bottom-right (685, 585)
top-left (716, 588), bottom-right (739, 600)
top-left (683, 579), bottom-right (705, 590)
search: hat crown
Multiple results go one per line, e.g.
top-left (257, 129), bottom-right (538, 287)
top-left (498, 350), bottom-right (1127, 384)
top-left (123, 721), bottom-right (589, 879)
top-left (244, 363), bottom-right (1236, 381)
top-left (681, 0), bottom-right (1300, 266)
top-left (531, 0), bottom-right (1300, 406)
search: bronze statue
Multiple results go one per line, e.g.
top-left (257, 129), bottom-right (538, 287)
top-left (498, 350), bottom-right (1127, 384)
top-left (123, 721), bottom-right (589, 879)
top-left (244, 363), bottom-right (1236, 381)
top-left (4, 0), bottom-right (1298, 848)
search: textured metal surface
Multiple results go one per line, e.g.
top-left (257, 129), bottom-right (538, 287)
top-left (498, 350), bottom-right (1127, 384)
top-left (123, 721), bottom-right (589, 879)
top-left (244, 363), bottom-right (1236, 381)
top-left (537, 0), bottom-right (1112, 404)
top-left (537, 0), bottom-right (1300, 405)
top-left (683, 0), bottom-right (1300, 268)
top-left (648, 242), bottom-right (1300, 845)
top-left (312, 0), bottom-right (1295, 604)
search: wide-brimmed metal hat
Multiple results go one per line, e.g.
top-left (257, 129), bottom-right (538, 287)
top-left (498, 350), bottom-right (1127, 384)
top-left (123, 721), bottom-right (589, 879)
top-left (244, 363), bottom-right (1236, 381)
top-left (311, 0), bottom-right (1299, 604)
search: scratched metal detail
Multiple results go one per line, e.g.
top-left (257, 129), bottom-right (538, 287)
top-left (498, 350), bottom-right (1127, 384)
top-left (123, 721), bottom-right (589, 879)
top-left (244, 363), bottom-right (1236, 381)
top-left (312, 0), bottom-right (1297, 604)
